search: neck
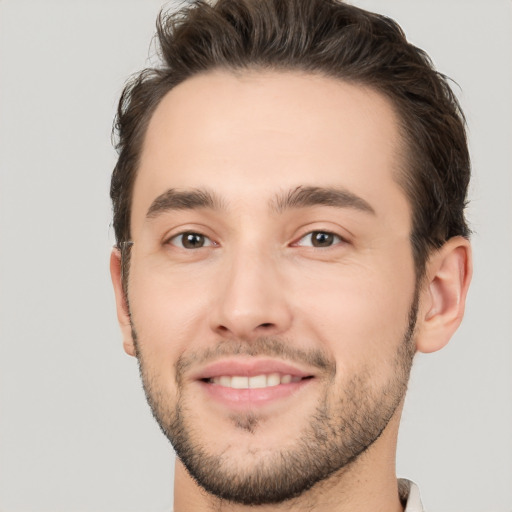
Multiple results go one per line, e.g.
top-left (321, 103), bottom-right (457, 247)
top-left (173, 412), bottom-right (404, 512)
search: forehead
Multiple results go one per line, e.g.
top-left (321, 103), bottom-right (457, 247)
top-left (133, 70), bottom-right (409, 230)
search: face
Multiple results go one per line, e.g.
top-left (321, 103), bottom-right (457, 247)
top-left (123, 71), bottom-right (418, 504)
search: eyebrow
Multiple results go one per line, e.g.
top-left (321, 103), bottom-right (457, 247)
top-left (270, 186), bottom-right (375, 215)
top-left (146, 188), bottom-right (224, 218)
top-left (146, 185), bottom-right (375, 219)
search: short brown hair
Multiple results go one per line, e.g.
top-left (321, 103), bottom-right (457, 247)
top-left (111, 0), bottom-right (470, 281)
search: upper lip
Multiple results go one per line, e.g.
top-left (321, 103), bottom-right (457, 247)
top-left (191, 357), bottom-right (315, 381)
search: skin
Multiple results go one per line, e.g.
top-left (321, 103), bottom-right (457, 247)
top-left (110, 70), bottom-right (472, 511)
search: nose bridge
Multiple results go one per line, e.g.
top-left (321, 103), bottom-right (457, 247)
top-left (211, 239), bottom-right (291, 338)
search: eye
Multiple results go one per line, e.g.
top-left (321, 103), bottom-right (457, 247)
top-left (167, 232), bottom-right (216, 249)
top-left (295, 230), bottom-right (344, 248)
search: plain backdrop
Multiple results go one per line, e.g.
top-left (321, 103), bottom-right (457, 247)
top-left (0, 0), bottom-right (511, 511)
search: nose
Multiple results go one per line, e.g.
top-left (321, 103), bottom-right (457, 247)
top-left (209, 245), bottom-right (293, 340)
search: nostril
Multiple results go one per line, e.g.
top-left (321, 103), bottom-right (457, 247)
top-left (259, 323), bottom-right (274, 328)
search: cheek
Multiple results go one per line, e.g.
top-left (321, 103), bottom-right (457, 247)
top-left (292, 252), bottom-right (416, 376)
top-left (128, 263), bottom-right (212, 360)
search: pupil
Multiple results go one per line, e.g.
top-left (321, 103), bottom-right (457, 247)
top-left (183, 233), bottom-right (204, 248)
top-left (313, 231), bottom-right (333, 247)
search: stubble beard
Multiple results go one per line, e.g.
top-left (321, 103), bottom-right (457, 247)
top-left (131, 298), bottom-right (418, 506)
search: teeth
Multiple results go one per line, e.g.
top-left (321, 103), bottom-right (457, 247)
top-left (219, 376), bottom-right (231, 387)
top-left (211, 374), bottom-right (301, 389)
top-left (267, 373), bottom-right (280, 387)
top-left (281, 374), bottom-right (292, 384)
top-left (231, 376), bottom-right (249, 389)
top-left (248, 375), bottom-right (267, 389)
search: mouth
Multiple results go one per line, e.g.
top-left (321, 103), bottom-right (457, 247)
top-left (192, 358), bottom-right (316, 409)
top-left (204, 373), bottom-right (307, 389)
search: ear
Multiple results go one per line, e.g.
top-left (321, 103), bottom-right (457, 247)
top-left (415, 237), bottom-right (472, 354)
top-left (110, 248), bottom-right (136, 357)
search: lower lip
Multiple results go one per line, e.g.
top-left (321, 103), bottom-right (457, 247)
top-left (198, 379), bottom-right (312, 409)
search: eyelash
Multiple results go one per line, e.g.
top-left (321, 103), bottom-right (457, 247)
top-left (166, 229), bottom-right (347, 250)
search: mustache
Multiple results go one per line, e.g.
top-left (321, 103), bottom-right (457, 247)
top-left (175, 337), bottom-right (336, 381)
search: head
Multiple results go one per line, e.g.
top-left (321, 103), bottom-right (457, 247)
top-left (110, 0), bottom-right (472, 507)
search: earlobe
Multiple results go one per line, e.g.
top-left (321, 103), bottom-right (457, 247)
top-left (110, 248), bottom-right (136, 357)
top-left (415, 237), bottom-right (472, 354)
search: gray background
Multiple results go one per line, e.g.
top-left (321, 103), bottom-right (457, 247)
top-left (0, 0), bottom-right (510, 510)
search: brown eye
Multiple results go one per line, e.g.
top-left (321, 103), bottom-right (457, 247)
top-left (169, 232), bottom-right (214, 249)
top-left (311, 231), bottom-right (335, 247)
top-left (296, 231), bottom-right (343, 248)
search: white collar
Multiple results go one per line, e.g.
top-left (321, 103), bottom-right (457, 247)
top-left (399, 478), bottom-right (424, 512)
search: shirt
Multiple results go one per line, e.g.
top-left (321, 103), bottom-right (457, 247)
top-left (399, 478), bottom-right (424, 512)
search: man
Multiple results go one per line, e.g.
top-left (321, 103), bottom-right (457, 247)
top-left (109, 0), bottom-right (472, 510)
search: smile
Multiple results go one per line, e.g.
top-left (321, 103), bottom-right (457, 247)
top-left (192, 358), bottom-right (317, 409)
top-left (207, 374), bottom-right (304, 389)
